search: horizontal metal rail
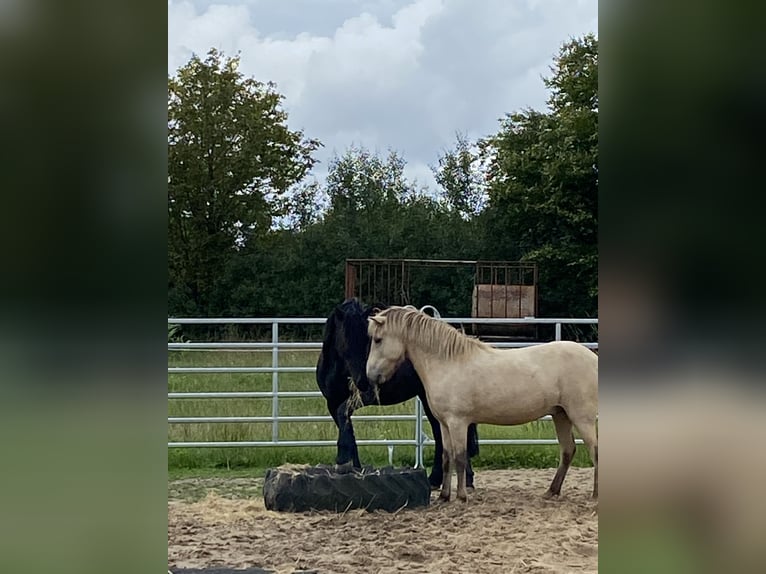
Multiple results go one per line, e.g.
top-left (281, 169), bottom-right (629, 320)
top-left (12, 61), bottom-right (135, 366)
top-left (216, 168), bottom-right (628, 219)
top-left (168, 414), bottom-right (557, 423)
top-left (169, 318), bottom-right (325, 324)
top-left (169, 391), bottom-right (321, 399)
top-left (168, 438), bottom-right (580, 448)
top-left (168, 415), bottom-right (423, 423)
top-left (168, 439), bottom-right (418, 448)
top-left (446, 318), bottom-right (597, 324)
top-left (168, 342), bottom-right (322, 349)
top-left (169, 317), bottom-right (597, 325)
top-left (168, 366), bottom-right (315, 374)
top-left (167, 341), bottom-right (596, 352)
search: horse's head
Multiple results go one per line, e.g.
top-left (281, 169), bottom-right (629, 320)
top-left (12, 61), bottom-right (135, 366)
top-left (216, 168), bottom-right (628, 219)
top-left (328, 299), bottom-right (379, 391)
top-left (366, 308), bottom-right (408, 387)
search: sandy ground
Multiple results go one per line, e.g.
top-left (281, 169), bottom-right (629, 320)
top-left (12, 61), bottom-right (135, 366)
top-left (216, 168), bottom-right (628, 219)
top-left (168, 468), bottom-right (597, 574)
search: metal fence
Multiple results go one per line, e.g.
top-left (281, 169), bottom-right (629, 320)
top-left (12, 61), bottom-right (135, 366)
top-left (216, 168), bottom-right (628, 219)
top-left (168, 316), bottom-right (598, 467)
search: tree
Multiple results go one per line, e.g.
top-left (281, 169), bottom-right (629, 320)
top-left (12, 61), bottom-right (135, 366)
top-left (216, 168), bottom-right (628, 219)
top-left (276, 180), bottom-right (324, 232)
top-left (319, 146), bottom-right (411, 260)
top-left (481, 34), bottom-right (598, 316)
top-left (433, 132), bottom-right (487, 219)
top-left (224, 146), bottom-right (415, 318)
top-left (325, 146), bottom-right (408, 216)
top-left (168, 49), bottom-right (320, 314)
top-left (222, 145), bottom-right (484, 319)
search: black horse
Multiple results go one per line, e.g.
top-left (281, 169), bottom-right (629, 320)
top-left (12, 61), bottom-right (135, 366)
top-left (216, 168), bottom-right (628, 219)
top-left (316, 298), bottom-right (479, 488)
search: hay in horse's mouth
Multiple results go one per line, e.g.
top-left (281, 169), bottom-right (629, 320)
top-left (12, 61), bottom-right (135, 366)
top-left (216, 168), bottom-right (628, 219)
top-left (346, 377), bottom-right (380, 413)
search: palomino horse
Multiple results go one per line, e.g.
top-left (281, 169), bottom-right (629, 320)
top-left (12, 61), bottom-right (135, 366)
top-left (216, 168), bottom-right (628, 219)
top-left (364, 306), bottom-right (598, 502)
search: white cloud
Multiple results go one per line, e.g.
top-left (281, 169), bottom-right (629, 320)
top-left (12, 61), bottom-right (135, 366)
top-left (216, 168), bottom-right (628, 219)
top-left (168, 2), bottom-right (254, 71)
top-left (168, 0), bottom-right (597, 190)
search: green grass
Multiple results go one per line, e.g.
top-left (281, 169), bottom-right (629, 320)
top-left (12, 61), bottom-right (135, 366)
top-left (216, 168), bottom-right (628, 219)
top-left (168, 348), bottom-right (594, 471)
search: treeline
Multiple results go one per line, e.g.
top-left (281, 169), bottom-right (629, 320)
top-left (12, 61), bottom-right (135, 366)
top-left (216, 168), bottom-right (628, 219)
top-left (168, 35), bottom-right (597, 320)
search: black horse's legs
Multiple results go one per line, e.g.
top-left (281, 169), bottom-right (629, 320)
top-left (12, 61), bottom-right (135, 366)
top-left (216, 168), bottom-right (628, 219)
top-left (438, 423), bottom-right (453, 502)
top-left (335, 400), bottom-right (362, 468)
top-left (420, 398), bottom-right (444, 488)
top-left (327, 399), bottom-right (352, 466)
top-left (465, 423), bottom-right (478, 489)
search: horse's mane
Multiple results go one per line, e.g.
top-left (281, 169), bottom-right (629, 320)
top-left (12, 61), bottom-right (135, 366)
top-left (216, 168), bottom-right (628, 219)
top-left (374, 306), bottom-right (490, 359)
top-left (338, 298), bottom-right (387, 322)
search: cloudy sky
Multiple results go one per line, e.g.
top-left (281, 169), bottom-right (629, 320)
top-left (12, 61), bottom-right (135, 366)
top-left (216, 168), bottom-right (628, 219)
top-left (168, 0), bottom-right (597, 189)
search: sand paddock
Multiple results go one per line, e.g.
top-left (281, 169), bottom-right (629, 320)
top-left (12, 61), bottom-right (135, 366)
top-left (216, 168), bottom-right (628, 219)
top-left (168, 468), bottom-right (597, 573)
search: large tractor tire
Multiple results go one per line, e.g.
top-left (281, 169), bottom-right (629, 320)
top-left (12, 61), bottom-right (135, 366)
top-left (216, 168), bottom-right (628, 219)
top-left (263, 464), bottom-right (430, 513)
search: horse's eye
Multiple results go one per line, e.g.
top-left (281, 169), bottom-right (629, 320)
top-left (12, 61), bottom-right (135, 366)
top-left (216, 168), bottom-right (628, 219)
top-left (373, 337), bottom-right (382, 345)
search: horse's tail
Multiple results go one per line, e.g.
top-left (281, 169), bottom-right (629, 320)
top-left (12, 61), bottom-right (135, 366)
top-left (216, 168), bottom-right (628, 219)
top-left (467, 423), bottom-right (480, 458)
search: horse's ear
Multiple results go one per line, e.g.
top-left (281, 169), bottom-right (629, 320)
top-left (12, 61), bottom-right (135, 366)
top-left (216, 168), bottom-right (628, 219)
top-left (371, 307), bottom-right (382, 314)
top-left (369, 315), bottom-right (386, 326)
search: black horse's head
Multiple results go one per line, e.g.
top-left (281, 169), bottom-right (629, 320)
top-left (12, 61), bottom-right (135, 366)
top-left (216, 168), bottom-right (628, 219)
top-left (323, 298), bottom-right (383, 393)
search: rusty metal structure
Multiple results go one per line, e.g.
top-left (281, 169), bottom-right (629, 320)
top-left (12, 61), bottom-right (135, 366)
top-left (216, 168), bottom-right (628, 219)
top-left (344, 259), bottom-right (538, 336)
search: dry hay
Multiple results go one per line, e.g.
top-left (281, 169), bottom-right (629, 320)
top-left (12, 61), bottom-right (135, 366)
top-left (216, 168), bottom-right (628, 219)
top-left (269, 463), bottom-right (311, 476)
top-left (345, 377), bottom-right (379, 413)
top-left (168, 468), bottom-right (598, 574)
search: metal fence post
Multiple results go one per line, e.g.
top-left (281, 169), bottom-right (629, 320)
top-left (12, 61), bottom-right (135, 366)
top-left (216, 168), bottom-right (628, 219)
top-left (555, 322), bottom-right (561, 341)
top-left (415, 397), bottom-right (424, 468)
top-left (272, 322), bottom-right (279, 443)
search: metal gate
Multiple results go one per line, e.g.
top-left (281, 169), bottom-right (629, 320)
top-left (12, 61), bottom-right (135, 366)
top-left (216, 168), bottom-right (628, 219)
top-left (168, 316), bottom-right (598, 467)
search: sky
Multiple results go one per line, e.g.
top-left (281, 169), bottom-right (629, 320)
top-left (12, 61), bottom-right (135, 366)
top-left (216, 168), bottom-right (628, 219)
top-left (168, 0), bottom-right (598, 190)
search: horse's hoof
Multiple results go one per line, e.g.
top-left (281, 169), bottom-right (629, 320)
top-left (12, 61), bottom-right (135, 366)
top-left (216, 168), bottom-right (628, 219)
top-left (466, 485), bottom-right (475, 492)
top-left (542, 490), bottom-right (559, 500)
top-left (437, 493), bottom-right (451, 503)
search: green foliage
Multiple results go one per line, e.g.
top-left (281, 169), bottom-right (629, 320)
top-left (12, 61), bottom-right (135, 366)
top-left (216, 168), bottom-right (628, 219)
top-left (211, 145), bottom-right (482, 320)
top-left (326, 146), bottom-right (408, 215)
top-left (277, 180), bottom-right (323, 231)
top-left (433, 132), bottom-right (487, 219)
top-left (168, 49), bottom-right (320, 315)
top-left (168, 36), bottom-right (597, 321)
top-left (479, 34), bottom-right (598, 316)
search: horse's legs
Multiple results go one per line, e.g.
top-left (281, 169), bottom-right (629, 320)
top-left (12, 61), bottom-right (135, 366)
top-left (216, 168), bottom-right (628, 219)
top-left (335, 400), bottom-right (361, 468)
top-left (326, 399), bottom-right (347, 465)
top-left (545, 409), bottom-right (576, 498)
top-left (570, 416), bottom-right (598, 499)
top-left (422, 400), bottom-right (476, 490)
top-left (448, 419), bottom-right (470, 502)
top-left (465, 423), bottom-right (478, 490)
top-left (438, 423), bottom-right (453, 502)
top-left (420, 398), bottom-right (444, 488)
